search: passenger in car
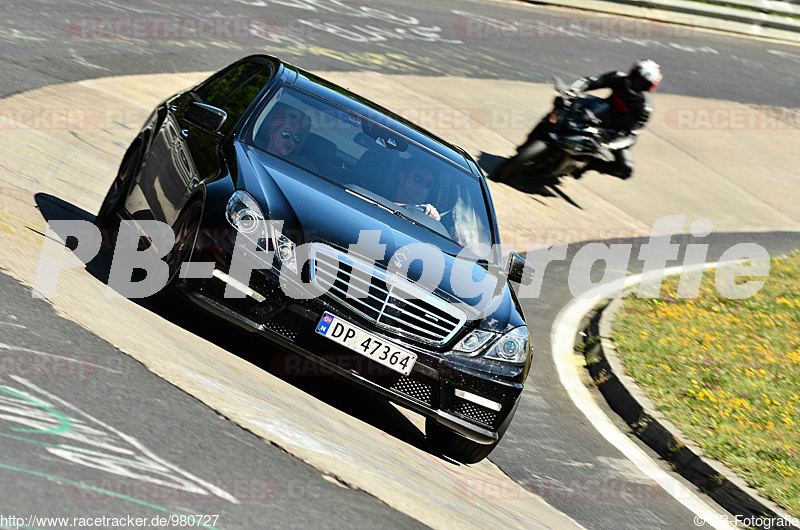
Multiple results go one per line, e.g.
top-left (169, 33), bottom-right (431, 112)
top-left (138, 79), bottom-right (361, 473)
top-left (391, 158), bottom-right (441, 221)
top-left (256, 107), bottom-right (322, 174)
top-left (263, 108), bottom-right (309, 158)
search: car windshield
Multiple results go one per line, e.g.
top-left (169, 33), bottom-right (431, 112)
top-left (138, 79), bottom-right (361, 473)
top-left (247, 85), bottom-right (493, 250)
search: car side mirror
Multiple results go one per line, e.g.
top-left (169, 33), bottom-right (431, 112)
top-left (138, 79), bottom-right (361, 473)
top-left (184, 102), bottom-right (227, 134)
top-left (506, 252), bottom-right (531, 285)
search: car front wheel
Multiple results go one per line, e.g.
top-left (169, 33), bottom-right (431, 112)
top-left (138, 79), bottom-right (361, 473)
top-left (425, 400), bottom-right (519, 464)
top-left (96, 142), bottom-right (143, 229)
top-left (163, 199), bottom-right (203, 288)
top-left (425, 419), bottom-right (500, 464)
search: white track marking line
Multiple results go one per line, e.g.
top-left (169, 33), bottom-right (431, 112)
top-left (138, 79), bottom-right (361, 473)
top-left (551, 262), bottom-right (735, 530)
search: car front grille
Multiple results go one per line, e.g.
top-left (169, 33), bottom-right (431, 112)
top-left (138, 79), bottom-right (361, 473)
top-left (310, 244), bottom-right (466, 346)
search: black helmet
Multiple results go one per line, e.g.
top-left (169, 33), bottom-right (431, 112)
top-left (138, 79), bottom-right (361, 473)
top-left (628, 59), bottom-right (662, 92)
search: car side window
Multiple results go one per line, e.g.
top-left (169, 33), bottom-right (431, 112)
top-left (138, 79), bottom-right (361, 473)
top-left (195, 60), bottom-right (274, 135)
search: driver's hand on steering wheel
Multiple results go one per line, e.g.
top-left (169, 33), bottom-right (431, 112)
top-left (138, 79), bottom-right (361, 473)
top-left (415, 203), bottom-right (440, 221)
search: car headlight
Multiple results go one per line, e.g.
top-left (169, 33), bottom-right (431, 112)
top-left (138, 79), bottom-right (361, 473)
top-left (453, 330), bottom-right (495, 357)
top-left (453, 326), bottom-right (530, 364)
top-left (225, 191), bottom-right (298, 274)
top-left (226, 190), bottom-right (269, 250)
top-left (485, 327), bottom-right (529, 364)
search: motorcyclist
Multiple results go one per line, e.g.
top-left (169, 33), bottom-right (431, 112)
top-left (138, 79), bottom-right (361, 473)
top-left (567, 59), bottom-right (662, 179)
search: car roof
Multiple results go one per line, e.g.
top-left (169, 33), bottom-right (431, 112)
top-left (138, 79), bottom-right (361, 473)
top-left (250, 55), bottom-right (479, 175)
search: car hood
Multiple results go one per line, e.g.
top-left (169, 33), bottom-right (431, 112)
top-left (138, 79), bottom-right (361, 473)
top-left (237, 144), bottom-right (520, 330)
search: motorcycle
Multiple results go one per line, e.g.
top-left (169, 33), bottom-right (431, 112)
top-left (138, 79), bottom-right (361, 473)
top-left (494, 76), bottom-right (618, 183)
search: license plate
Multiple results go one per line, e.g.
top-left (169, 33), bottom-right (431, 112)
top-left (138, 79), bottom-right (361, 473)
top-left (315, 312), bottom-right (417, 376)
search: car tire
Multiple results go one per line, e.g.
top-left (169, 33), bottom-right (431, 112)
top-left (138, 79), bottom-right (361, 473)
top-left (493, 140), bottom-right (548, 183)
top-left (163, 199), bottom-right (204, 289)
top-left (425, 419), bottom-right (500, 464)
top-left (425, 399), bottom-right (520, 464)
top-left (95, 143), bottom-right (143, 230)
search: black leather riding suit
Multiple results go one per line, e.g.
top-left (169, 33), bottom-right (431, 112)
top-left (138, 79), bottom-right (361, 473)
top-left (569, 71), bottom-right (653, 179)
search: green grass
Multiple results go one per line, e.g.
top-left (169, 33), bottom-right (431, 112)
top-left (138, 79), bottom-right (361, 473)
top-left (612, 251), bottom-right (800, 516)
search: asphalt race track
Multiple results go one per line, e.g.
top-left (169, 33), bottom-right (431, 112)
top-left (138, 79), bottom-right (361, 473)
top-left (1, 1), bottom-right (799, 529)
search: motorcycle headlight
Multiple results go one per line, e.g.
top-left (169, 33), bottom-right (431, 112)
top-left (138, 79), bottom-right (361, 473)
top-left (485, 327), bottom-right (530, 364)
top-left (226, 190), bottom-right (270, 250)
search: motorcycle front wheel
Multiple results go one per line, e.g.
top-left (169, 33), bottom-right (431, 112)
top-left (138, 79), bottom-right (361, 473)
top-left (493, 140), bottom-right (548, 183)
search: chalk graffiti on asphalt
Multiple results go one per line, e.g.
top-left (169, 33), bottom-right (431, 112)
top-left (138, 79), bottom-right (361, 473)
top-left (0, 375), bottom-right (238, 503)
top-left (243, 0), bottom-right (462, 46)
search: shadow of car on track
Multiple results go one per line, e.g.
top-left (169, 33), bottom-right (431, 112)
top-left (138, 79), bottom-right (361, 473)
top-left (32, 192), bottom-right (455, 463)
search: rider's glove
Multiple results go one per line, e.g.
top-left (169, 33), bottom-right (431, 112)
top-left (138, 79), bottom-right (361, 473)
top-left (569, 78), bottom-right (588, 94)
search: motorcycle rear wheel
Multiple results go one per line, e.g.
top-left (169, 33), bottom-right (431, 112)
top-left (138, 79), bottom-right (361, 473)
top-left (493, 140), bottom-right (548, 182)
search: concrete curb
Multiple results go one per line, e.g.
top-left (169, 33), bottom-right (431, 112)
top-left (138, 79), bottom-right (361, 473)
top-left (579, 295), bottom-right (800, 530)
top-left (525, 0), bottom-right (800, 44)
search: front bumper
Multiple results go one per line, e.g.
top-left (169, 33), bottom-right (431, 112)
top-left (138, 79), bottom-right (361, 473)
top-left (179, 269), bottom-right (525, 444)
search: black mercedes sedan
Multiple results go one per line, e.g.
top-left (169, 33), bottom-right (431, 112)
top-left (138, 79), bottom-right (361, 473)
top-left (96, 55), bottom-right (531, 463)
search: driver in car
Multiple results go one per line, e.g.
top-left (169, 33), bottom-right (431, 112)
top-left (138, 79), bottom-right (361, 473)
top-left (391, 159), bottom-right (441, 221)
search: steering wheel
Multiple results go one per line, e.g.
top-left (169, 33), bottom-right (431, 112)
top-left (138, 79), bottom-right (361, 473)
top-left (407, 204), bottom-right (452, 219)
